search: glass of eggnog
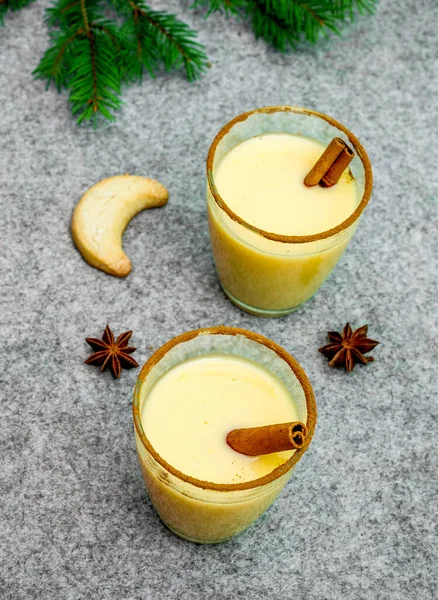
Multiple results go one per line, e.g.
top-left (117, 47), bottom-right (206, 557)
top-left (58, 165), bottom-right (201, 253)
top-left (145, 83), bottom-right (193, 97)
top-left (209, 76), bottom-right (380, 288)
top-left (206, 106), bottom-right (373, 317)
top-left (133, 326), bottom-right (316, 544)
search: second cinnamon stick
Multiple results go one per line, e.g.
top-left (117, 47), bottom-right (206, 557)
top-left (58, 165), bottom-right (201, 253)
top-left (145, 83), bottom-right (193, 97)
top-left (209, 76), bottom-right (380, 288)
top-left (304, 138), bottom-right (345, 187)
top-left (320, 145), bottom-right (354, 188)
top-left (226, 421), bottom-right (308, 456)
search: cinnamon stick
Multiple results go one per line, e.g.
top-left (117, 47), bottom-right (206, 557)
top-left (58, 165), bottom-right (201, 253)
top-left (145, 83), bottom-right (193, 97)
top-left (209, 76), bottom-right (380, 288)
top-left (304, 138), bottom-right (345, 187)
top-left (226, 421), bottom-right (308, 456)
top-left (320, 145), bottom-right (354, 188)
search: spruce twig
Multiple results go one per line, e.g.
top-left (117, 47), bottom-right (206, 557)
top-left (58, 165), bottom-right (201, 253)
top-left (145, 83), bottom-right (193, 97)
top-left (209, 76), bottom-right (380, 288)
top-left (34, 0), bottom-right (123, 124)
top-left (118, 0), bottom-right (208, 82)
top-left (193, 0), bottom-right (377, 50)
top-left (33, 0), bottom-right (208, 124)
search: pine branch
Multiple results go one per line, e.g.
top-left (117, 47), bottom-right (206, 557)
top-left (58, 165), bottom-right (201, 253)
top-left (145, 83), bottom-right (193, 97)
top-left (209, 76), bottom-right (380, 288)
top-left (34, 0), bottom-right (123, 124)
top-left (119, 0), bottom-right (208, 83)
top-left (255, 1), bottom-right (341, 46)
top-left (194, 0), bottom-right (377, 50)
top-left (33, 0), bottom-right (207, 123)
top-left (0, 0), bottom-right (35, 26)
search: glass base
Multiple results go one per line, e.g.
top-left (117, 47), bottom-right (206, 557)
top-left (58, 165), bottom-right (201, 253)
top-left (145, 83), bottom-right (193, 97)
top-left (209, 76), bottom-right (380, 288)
top-left (222, 286), bottom-right (301, 318)
top-left (164, 521), bottom-right (234, 545)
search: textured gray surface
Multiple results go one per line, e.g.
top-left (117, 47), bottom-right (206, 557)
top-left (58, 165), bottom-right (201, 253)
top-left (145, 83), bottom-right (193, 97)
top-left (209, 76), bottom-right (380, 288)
top-left (1, 1), bottom-right (437, 598)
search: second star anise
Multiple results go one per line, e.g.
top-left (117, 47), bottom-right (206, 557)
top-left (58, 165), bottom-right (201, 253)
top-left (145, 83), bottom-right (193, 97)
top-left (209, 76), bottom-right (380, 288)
top-left (85, 325), bottom-right (139, 378)
top-left (319, 323), bottom-right (379, 373)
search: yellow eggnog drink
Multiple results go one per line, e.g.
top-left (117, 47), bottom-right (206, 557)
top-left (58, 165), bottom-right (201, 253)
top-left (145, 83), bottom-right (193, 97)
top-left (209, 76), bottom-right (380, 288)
top-left (207, 106), bottom-right (372, 317)
top-left (142, 355), bottom-right (299, 484)
top-left (214, 133), bottom-right (358, 237)
top-left (133, 327), bottom-right (316, 544)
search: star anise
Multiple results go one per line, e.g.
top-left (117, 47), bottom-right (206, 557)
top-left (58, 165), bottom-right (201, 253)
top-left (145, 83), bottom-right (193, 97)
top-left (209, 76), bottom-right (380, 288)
top-left (319, 323), bottom-right (379, 373)
top-left (85, 325), bottom-right (139, 378)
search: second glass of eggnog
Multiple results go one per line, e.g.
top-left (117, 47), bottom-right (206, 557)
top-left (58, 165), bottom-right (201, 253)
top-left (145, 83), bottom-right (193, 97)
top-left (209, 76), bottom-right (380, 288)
top-left (206, 106), bottom-right (373, 316)
top-left (133, 326), bottom-right (316, 544)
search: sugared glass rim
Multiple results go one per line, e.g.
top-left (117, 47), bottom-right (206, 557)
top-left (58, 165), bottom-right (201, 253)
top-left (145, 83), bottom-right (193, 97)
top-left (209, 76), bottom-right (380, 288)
top-left (206, 105), bottom-right (373, 244)
top-left (132, 326), bottom-right (317, 492)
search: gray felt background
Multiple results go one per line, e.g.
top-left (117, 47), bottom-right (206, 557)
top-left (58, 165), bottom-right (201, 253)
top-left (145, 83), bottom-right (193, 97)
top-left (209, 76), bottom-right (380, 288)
top-left (1, 0), bottom-right (437, 598)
